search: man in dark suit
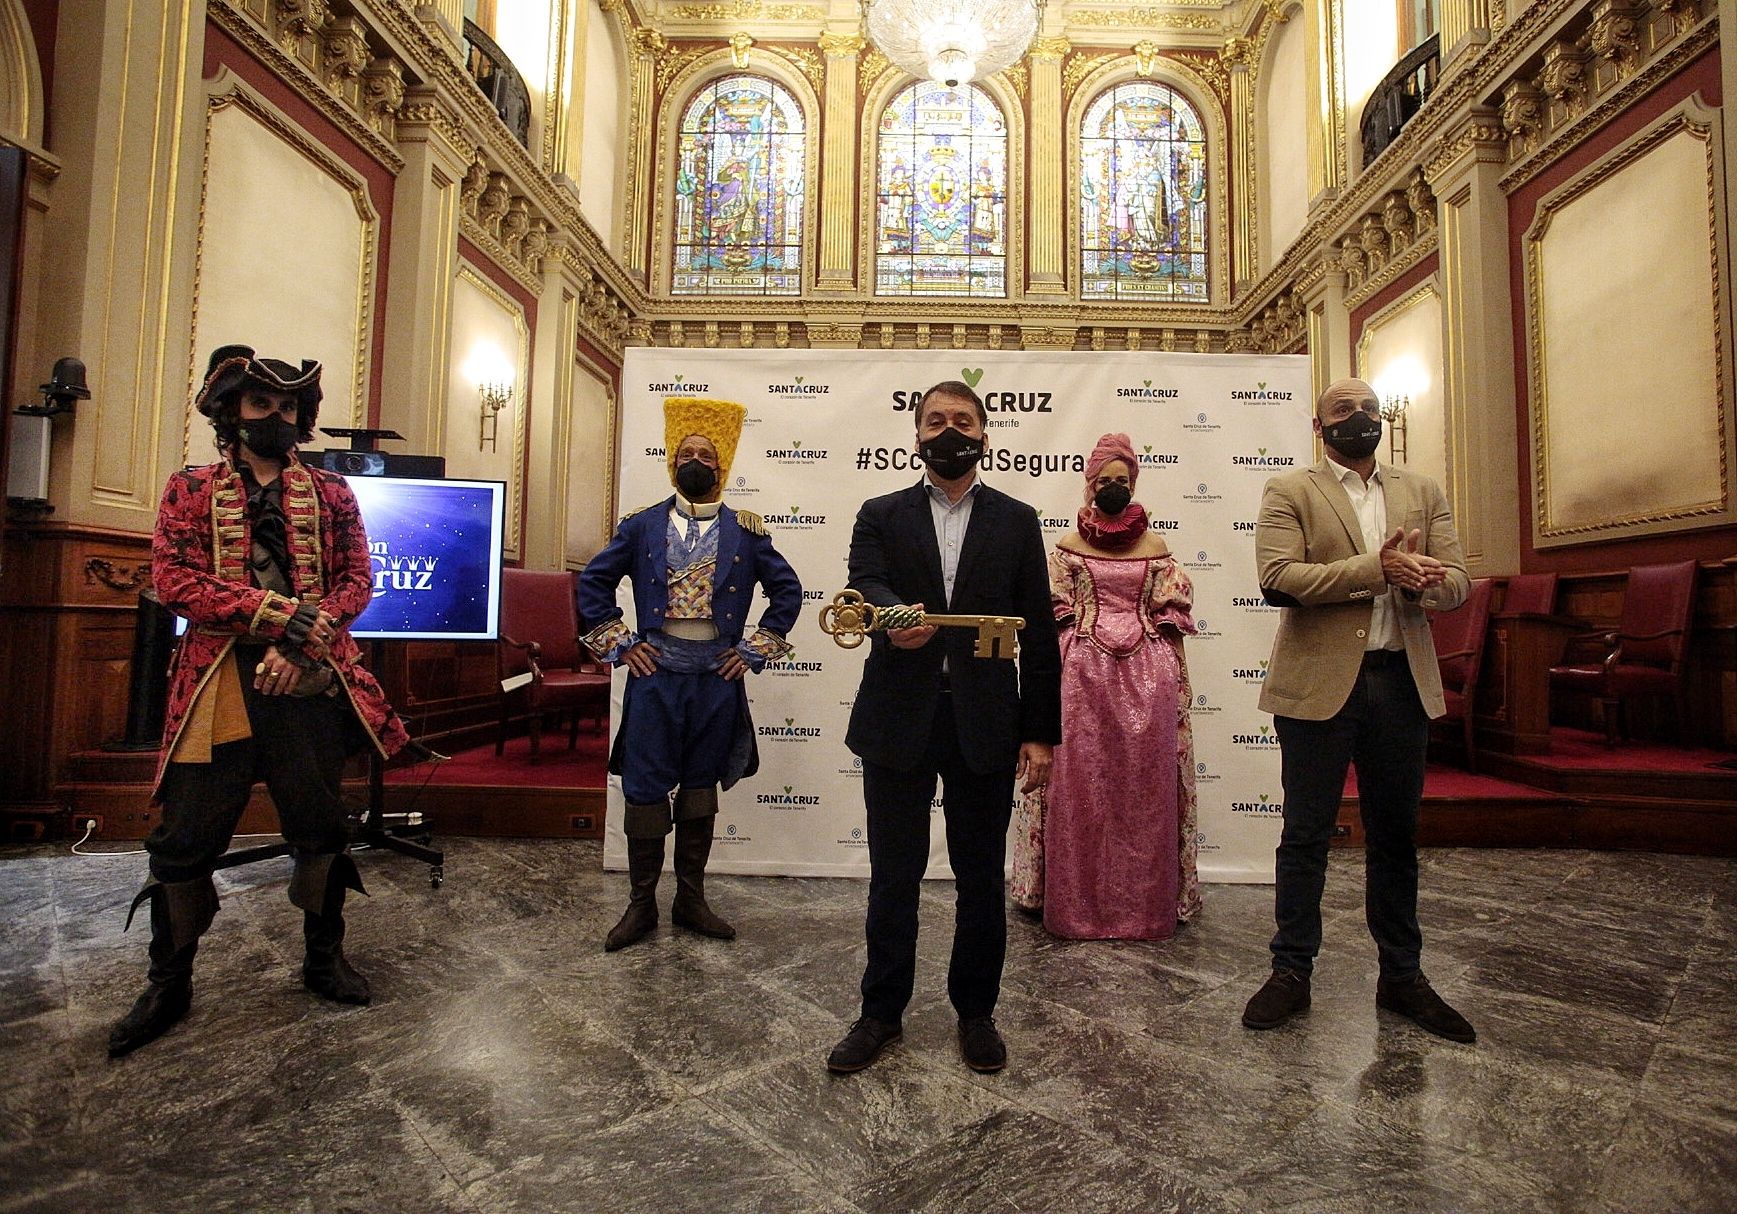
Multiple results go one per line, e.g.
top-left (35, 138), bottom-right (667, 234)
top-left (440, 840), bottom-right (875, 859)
top-left (826, 380), bottom-right (1061, 1075)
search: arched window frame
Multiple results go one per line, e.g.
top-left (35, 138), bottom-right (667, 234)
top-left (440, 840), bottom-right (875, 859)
top-left (860, 69), bottom-right (1026, 299)
top-left (1067, 60), bottom-right (1230, 307)
top-left (652, 57), bottom-right (820, 297)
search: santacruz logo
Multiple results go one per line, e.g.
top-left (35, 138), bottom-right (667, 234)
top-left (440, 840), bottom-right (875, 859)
top-left (1231, 795), bottom-right (1285, 815)
top-left (1138, 445), bottom-right (1180, 467)
top-left (801, 589), bottom-right (826, 600)
top-left (758, 716), bottom-right (823, 739)
top-left (1232, 448), bottom-right (1297, 469)
top-left (1233, 726), bottom-right (1283, 747)
top-left (763, 508), bottom-right (827, 526)
top-left (1232, 663), bottom-right (1270, 683)
top-left (1034, 509), bottom-right (1072, 532)
top-left (1117, 380), bottom-right (1180, 400)
top-left (1233, 521), bottom-right (1257, 533)
top-left (756, 785), bottom-right (821, 807)
top-left (1149, 518), bottom-right (1181, 531)
top-left (771, 660), bottom-right (825, 672)
top-left (983, 391), bottom-right (1053, 413)
top-left (644, 446), bottom-right (666, 458)
top-left (1230, 381), bottom-right (1295, 403)
top-left (649, 377), bottom-right (711, 394)
top-left (1233, 596), bottom-right (1277, 611)
top-left (369, 543), bottom-right (437, 593)
top-left (764, 440), bottom-right (830, 462)
top-left (767, 376), bottom-right (830, 395)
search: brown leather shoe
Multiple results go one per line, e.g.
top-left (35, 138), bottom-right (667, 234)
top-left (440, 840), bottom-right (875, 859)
top-left (1241, 968), bottom-right (1311, 1029)
top-left (1377, 973), bottom-right (1476, 1043)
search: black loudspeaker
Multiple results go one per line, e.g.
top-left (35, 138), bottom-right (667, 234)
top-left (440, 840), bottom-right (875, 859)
top-left (104, 591), bottom-right (178, 752)
top-left (310, 448), bottom-right (446, 478)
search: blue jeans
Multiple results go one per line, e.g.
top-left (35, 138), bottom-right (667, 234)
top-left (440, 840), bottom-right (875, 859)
top-left (1269, 649), bottom-right (1429, 979)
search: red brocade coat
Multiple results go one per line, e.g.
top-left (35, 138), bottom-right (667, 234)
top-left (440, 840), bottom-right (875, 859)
top-left (151, 457), bottom-right (410, 798)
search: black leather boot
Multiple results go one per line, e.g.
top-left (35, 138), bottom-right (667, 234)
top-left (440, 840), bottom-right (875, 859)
top-left (670, 812), bottom-right (735, 940)
top-left (605, 834), bottom-right (665, 951)
top-left (292, 852), bottom-right (371, 1006)
top-left (108, 877), bottom-right (217, 1058)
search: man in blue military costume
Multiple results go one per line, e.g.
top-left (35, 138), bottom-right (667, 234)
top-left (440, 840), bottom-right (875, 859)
top-left (579, 397), bottom-right (803, 951)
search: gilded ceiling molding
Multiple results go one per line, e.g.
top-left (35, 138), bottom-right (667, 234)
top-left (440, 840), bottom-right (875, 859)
top-left (765, 42), bottom-right (827, 91)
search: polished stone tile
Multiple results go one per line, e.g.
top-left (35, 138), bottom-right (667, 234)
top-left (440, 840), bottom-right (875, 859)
top-left (2, 840), bottom-right (1734, 1214)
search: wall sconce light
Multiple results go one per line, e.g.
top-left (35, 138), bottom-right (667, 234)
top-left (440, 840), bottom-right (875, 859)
top-left (1380, 394), bottom-right (1409, 465)
top-left (7, 357), bottom-right (90, 515)
top-left (478, 380), bottom-right (513, 452)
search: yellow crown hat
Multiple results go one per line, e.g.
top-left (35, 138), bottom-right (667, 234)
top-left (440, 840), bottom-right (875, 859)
top-left (664, 396), bottom-right (747, 483)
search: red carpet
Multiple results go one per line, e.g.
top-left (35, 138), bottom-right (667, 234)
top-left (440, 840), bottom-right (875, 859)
top-left (1525, 726), bottom-right (1734, 773)
top-left (1346, 763), bottom-right (1558, 800)
top-left (386, 730), bottom-right (609, 789)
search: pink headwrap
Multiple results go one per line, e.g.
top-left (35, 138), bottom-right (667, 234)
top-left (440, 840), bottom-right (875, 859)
top-left (1086, 432), bottom-right (1139, 489)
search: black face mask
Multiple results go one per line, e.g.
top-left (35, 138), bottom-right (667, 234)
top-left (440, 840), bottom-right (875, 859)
top-left (1093, 483), bottom-right (1132, 515)
top-left (675, 458), bottom-right (718, 499)
top-left (1321, 411), bottom-right (1382, 460)
top-left (918, 426), bottom-right (984, 481)
top-left (237, 415), bottom-right (299, 460)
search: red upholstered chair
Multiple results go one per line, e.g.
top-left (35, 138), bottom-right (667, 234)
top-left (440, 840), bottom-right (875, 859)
top-left (1548, 560), bottom-right (1700, 745)
top-left (1501, 572), bottom-right (1559, 615)
top-left (1430, 577), bottom-right (1495, 771)
top-left (497, 568), bottom-right (611, 761)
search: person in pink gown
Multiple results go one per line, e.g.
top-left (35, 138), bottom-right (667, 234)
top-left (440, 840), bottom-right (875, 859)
top-left (1035, 432), bottom-right (1201, 940)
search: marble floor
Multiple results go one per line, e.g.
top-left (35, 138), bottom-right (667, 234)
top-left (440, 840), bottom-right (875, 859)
top-left (1, 840), bottom-right (1733, 1214)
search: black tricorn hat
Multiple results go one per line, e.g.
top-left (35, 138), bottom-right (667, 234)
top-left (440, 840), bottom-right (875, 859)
top-left (193, 343), bottom-right (323, 417)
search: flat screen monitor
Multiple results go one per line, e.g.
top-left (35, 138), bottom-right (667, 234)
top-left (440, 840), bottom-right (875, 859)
top-left (346, 476), bottom-right (505, 641)
top-left (171, 476), bottom-right (507, 642)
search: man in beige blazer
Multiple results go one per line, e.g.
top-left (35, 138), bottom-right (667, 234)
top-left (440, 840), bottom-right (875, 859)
top-left (1241, 377), bottom-right (1477, 1043)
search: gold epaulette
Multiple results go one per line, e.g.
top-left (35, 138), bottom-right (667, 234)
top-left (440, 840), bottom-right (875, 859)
top-left (734, 509), bottom-right (767, 536)
top-left (619, 504), bottom-right (652, 527)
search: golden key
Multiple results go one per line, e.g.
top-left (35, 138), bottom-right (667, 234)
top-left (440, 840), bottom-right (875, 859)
top-left (818, 590), bottom-right (1024, 660)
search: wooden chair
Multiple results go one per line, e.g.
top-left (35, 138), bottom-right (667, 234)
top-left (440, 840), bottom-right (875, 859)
top-left (1548, 560), bottom-right (1700, 745)
top-left (497, 568), bottom-right (610, 761)
top-left (1430, 577), bottom-right (1495, 770)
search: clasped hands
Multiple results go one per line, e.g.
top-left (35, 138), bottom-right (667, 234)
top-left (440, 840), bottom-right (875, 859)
top-left (1380, 527), bottom-right (1446, 595)
top-left (253, 608), bottom-right (339, 695)
top-left (621, 641), bottom-right (750, 681)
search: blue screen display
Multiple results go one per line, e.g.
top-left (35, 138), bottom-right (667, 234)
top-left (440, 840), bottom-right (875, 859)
top-left (346, 476), bottom-right (506, 641)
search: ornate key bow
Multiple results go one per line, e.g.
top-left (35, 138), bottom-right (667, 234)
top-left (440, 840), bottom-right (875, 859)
top-left (818, 590), bottom-right (1024, 660)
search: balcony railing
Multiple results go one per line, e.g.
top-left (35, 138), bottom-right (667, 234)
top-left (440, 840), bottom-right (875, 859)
top-left (1359, 34), bottom-right (1440, 168)
top-left (462, 19), bottom-right (531, 149)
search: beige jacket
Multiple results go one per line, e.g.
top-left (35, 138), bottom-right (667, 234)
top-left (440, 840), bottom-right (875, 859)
top-left (1255, 459), bottom-right (1469, 721)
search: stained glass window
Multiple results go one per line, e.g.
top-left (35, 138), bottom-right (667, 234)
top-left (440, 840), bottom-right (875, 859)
top-left (672, 75), bottom-right (806, 296)
top-left (1079, 82), bottom-right (1209, 302)
top-left (874, 81), bottom-right (1007, 298)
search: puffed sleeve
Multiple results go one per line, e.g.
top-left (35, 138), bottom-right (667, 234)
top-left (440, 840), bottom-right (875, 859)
top-left (1050, 547), bottom-right (1078, 625)
top-left (1149, 555), bottom-right (1197, 636)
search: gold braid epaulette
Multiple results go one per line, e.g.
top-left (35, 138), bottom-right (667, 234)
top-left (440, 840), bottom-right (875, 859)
top-left (734, 509), bottom-right (767, 536)
top-left (618, 504), bottom-right (651, 527)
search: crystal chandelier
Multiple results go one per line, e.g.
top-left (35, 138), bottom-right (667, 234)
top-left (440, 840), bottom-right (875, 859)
top-left (864, 0), bottom-right (1040, 88)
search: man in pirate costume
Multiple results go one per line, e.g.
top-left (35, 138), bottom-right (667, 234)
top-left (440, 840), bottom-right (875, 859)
top-left (578, 397), bottom-right (802, 952)
top-left (107, 344), bottom-right (410, 1058)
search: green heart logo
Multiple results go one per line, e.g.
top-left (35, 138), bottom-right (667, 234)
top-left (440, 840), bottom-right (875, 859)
top-left (675, 373), bottom-right (685, 383)
top-left (1257, 381), bottom-right (1266, 390)
top-left (794, 375), bottom-right (804, 384)
top-left (784, 786), bottom-right (792, 794)
top-left (1144, 444), bottom-right (1153, 453)
top-left (1260, 794), bottom-right (1270, 803)
top-left (1260, 725), bottom-right (1270, 735)
top-left (790, 506), bottom-right (799, 514)
top-left (1258, 447), bottom-right (1267, 456)
top-left (1260, 660), bottom-right (1269, 670)
top-left (961, 367), bottom-right (984, 388)
top-left (792, 440), bottom-right (802, 450)
top-left (785, 718), bottom-right (794, 727)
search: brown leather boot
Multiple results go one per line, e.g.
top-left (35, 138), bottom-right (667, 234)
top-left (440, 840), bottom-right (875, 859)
top-left (108, 877), bottom-right (217, 1058)
top-left (605, 834), bottom-right (665, 951)
top-left (292, 852), bottom-right (371, 1006)
top-left (670, 813), bottom-right (734, 940)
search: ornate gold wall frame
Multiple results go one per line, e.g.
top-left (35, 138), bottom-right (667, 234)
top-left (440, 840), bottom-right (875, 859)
top-left (1064, 53), bottom-right (1233, 309)
top-left (1354, 278), bottom-right (1444, 479)
top-left (184, 73), bottom-right (379, 465)
top-left (856, 67), bottom-right (1029, 301)
top-left (648, 48), bottom-right (824, 297)
top-left (1523, 97), bottom-right (1732, 546)
top-left (454, 259), bottom-right (533, 558)
top-left (0, 0), bottom-right (43, 147)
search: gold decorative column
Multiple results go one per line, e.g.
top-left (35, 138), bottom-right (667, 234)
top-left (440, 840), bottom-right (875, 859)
top-left (1424, 109), bottom-right (1518, 574)
top-left (1225, 36), bottom-right (1258, 288)
top-left (1304, 0), bottom-right (1345, 203)
top-left (34, 0), bottom-right (204, 525)
top-left (420, 0), bottom-right (466, 56)
top-left (1300, 255), bottom-right (1351, 400)
top-left (1025, 36), bottom-right (1070, 295)
top-left (1438, 0), bottom-right (1495, 68)
top-left (379, 89), bottom-right (470, 456)
top-left (815, 31), bottom-right (865, 293)
top-left (521, 242), bottom-right (587, 569)
top-left (622, 25), bottom-right (666, 281)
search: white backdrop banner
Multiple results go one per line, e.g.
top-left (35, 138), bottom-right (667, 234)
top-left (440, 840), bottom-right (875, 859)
top-left (604, 348), bottom-right (1313, 884)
